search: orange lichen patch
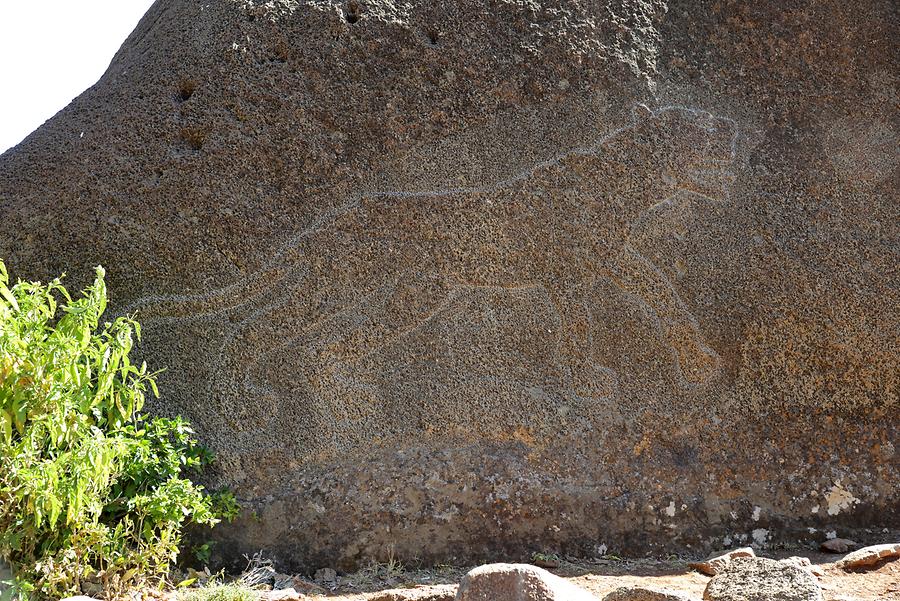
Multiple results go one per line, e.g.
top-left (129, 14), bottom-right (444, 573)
top-left (633, 436), bottom-right (651, 456)
top-left (510, 426), bottom-right (536, 447)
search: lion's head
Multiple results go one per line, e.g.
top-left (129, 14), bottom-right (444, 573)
top-left (628, 105), bottom-right (738, 202)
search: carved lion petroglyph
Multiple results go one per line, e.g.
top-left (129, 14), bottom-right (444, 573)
top-left (127, 105), bottom-right (737, 448)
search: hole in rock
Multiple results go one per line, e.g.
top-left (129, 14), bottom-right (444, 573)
top-left (345, 1), bottom-right (361, 23)
top-left (176, 78), bottom-right (196, 102)
top-left (179, 126), bottom-right (207, 151)
top-left (271, 42), bottom-right (290, 63)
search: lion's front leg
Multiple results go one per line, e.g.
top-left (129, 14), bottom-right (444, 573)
top-left (608, 245), bottom-right (721, 386)
top-left (546, 285), bottom-right (620, 401)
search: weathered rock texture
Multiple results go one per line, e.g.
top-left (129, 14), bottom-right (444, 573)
top-left (603, 585), bottom-right (697, 601)
top-left (703, 557), bottom-right (823, 601)
top-left (456, 564), bottom-right (598, 601)
top-left (835, 543), bottom-right (900, 570)
top-left (0, 0), bottom-right (898, 572)
top-left (689, 548), bottom-right (756, 576)
top-left (372, 586), bottom-right (457, 601)
top-left (820, 539), bottom-right (858, 554)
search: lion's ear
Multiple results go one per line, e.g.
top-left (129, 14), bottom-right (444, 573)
top-left (632, 104), bottom-right (653, 121)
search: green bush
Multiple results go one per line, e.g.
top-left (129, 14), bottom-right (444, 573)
top-left (0, 260), bottom-right (237, 599)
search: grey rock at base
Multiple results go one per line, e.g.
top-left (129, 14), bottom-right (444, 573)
top-left (272, 573), bottom-right (296, 590)
top-left (819, 539), bottom-right (858, 554)
top-left (778, 557), bottom-right (824, 578)
top-left (258, 589), bottom-right (302, 601)
top-left (603, 586), bottom-right (698, 601)
top-left (703, 557), bottom-right (823, 601)
top-left (689, 548), bottom-right (755, 576)
top-left (779, 556), bottom-right (812, 568)
top-left (834, 543), bottom-right (900, 570)
top-left (313, 567), bottom-right (337, 583)
top-left (455, 564), bottom-right (598, 601)
top-left (1, 0), bottom-right (897, 571)
top-left (372, 584), bottom-right (457, 601)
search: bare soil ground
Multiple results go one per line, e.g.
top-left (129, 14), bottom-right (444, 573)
top-left (296, 552), bottom-right (900, 601)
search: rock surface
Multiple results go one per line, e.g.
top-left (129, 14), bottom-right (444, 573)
top-left (820, 539), bottom-right (858, 554)
top-left (779, 557), bottom-right (824, 578)
top-left (371, 585), bottom-right (457, 601)
top-left (603, 586), bottom-right (697, 601)
top-left (258, 589), bottom-right (303, 601)
top-left (313, 568), bottom-right (337, 584)
top-left (456, 564), bottom-right (598, 601)
top-left (703, 557), bottom-right (823, 601)
top-left (689, 548), bottom-right (755, 576)
top-left (0, 0), bottom-right (898, 570)
top-left (835, 543), bottom-right (900, 570)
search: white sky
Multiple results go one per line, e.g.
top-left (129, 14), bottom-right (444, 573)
top-left (0, 0), bottom-right (157, 155)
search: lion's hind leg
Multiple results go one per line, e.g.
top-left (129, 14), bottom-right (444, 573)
top-left (608, 246), bottom-right (720, 386)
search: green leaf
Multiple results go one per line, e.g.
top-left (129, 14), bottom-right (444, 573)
top-left (0, 409), bottom-right (11, 443)
top-left (47, 495), bottom-right (61, 529)
top-left (0, 286), bottom-right (18, 312)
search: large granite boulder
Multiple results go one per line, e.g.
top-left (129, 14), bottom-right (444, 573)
top-left (689, 547), bottom-right (756, 576)
top-left (835, 543), bottom-right (900, 570)
top-left (456, 564), bottom-right (598, 601)
top-left (604, 586), bottom-right (697, 601)
top-left (0, 0), bottom-right (897, 571)
top-left (703, 557), bottom-right (823, 601)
